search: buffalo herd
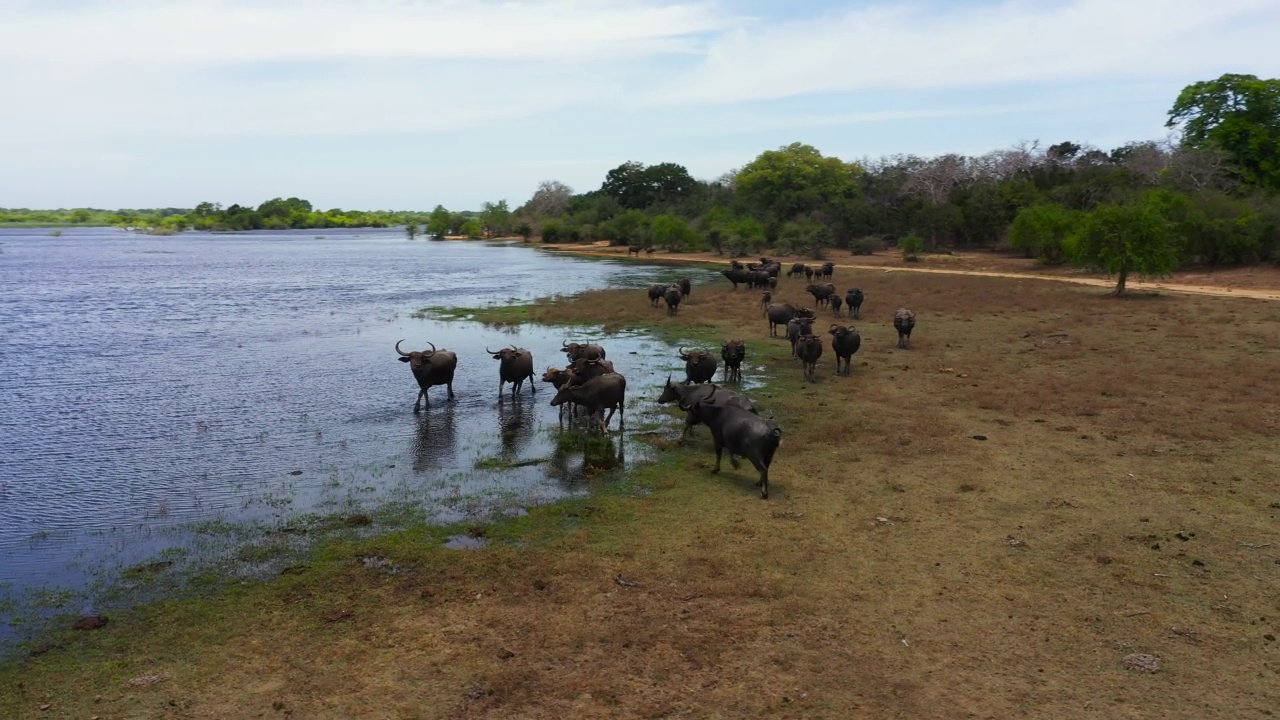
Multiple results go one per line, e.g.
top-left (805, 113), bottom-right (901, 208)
top-left (391, 257), bottom-right (915, 500)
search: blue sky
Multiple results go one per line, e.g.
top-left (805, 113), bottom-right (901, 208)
top-left (1, 0), bottom-right (1277, 211)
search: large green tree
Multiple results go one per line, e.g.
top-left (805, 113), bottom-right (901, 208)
top-left (734, 143), bottom-right (862, 223)
top-left (1167, 73), bottom-right (1280, 191)
top-left (1009, 204), bottom-right (1077, 264)
top-left (1072, 193), bottom-right (1179, 295)
top-left (480, 200), bottom-right (512, 237)
top-left (426, 205), bottom-right (452, 238)
top-left (600, 161), bottom-right (697, 209)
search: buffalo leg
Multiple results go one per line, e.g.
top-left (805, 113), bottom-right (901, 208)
top-left (447, 381), bottom-right (455, 401)
top-left (498, 380), bottom-right (505, 402)
top-left (528, 374), bottom-right (536, 395)
top-left (711, 440), bottom-right (723, 474)
top-left (413, 389), bottom-right (425, 413)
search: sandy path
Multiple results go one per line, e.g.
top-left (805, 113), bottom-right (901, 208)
top-left (542, 245), bottom-right (1280, 302)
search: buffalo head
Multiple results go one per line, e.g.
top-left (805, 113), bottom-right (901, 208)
top-left (395, 339), bottom-right (438, 369)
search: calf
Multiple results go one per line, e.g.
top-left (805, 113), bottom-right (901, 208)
top-left (677, 278), bottom-right (692, 297)
top-left (845, 289), bottom-right (864, 319)
top-left (830, 294), bottom-right (843, 315)
top-left (795, 333), bottom-right (823, 380)
top-left (679, 388), bottom-right (781, 499)
top-left (647, 284), bottom-right (666, 307)
top-left (550, 372), bottom-right (627, 433)
top-left (828, 325), bottom-right (861, 375)
top-left (787, 316), bottom-right (814, 358)
top-left (656, 376), bottom-right (756, 438)
top-left (894, 308), bottom-right (916, 349)
top-left (759, 291), bottom-right (773, 313)
top-left (663, 285), bottom-right (683, 316)
top-left (542, 366), bottom-right (575, 422)
top-left (721, 339), bottom-right (746, 383)
top-left (679, 347), bottom-right (718, 384)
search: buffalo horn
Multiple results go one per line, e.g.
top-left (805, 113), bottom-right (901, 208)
top-left (395, 339), bottom-right (410, 356)
top-left (485, 346), bottom-right (497, 354)
top-left (424, 342), bottom-right (436, 356)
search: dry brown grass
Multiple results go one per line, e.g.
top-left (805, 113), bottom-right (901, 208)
top-left (4, 269), bottom-right (1280, 719)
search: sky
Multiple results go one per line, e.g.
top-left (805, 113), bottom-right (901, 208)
top-left (1, 0), bottom-right (1277, 211)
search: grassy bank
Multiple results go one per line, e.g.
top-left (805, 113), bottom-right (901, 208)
top-left (4, 263), bottom-right (1280, 719)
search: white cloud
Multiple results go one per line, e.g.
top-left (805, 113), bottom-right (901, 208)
top-left (646, 0), bottom-right (1280, 105)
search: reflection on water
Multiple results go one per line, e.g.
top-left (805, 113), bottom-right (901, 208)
top-left (0, 226), bottom-right (735, 647)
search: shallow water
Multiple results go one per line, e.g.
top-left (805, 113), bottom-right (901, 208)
top-left (0, 227), bottom-right (744, 643)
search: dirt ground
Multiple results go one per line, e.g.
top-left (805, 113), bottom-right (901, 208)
top-left (4, 264), bottom-right (1279, 719)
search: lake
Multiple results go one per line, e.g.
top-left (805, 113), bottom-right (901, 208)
top-left (0, 227), bottom-right (728, 645)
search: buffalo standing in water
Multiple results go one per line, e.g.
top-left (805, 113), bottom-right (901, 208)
top-left (679, 347), bottom-right (717, 384)
top-left (395, 340), bottom-right (458, 412)
top-left (663, 285), bottom-right (684, 316)
top-left (488, 345), bottom-right (535, 401)
top-left (550, 372), bottom-right (627, 433)
top-left (678, 387), bottom-right (781, 499)
top-left (721, 339), bottom-right (746, 383)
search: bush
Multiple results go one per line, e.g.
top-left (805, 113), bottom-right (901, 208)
top-left (900, 233), bottom-right (924, 261)
top-left (539, 220), bottom-right (564, 243)
top-left (850, 236), bottom-right (882, 255)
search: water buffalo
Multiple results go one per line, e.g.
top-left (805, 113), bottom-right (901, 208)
top-left (894, 308), bottom-right (916, 349)
top-left (766, 303), bottom-right (812, 337)
top-left (677, 278), bottom-right (692, 297)
top-left (804, 266), bottom-right (815, 282)
top-left (730, 260), bottom-right (744, 270)
top-left (721, 268), bottom-right (751, 290)
top-left (663, 285), bottom-right (683, 316)
top-left (830, 294), bottom-right (843, 315)
top-left (567, 356), bottom-right (615, 385)
top-left (678, 387), bottom-right (781, 499)
top-left (787, 316), bottom-right (815, 357)
top-left (846, 289), bottom-right (864, 319)
top-left (788, 263), bottom-right (807, 278)
top-left (656, 376), bottom-right (756, 438)
top-left (748, 271), bottom-right (771, 290)
top-left (542, 366), bottom-right (576, 422)
top-left (721, 339), bottom-right (745, 383)
top-left (628, 245), bottom-right (642, 256)
top-left (550, 372), bottom-right (626, 433)
top-left (679, 347), bottom-right (717, 384)
top-left (795, 333), bottom-right (823, 380)
top-left (645, 247), bottom-right (655, 256)
top-left (828, 325), bottom-right (862, 375)
top-left (806, 282), bottom-right (836, 308)
top-left (647, 284), bottom-right (666, 307)
top-left (395, 340), bottom-right (458, 411)
top-left (819, 262), bottom-right (834, 280)
top-left (760, 291), bottom-right (773, 312)
top-left (562, 340), bottom-right (606, 362)
top-left (487, 345), bottom-right (535, 401)
top-left (767, 275), bottom-right (778, 289)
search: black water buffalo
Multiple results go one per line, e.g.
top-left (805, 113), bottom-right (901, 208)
top-left (721, 339), bottom-right (745, 383)
top-left (748, 271), bottom-right (771, 290)
top-left (664, 285), bottom-right (684, 316)
top-left (730, 260), bottom-right (744, 270)
top-left (679, 347), bottom-right (717, 384)
top-left (795, 333), bottom-right (823, 380)
top-left (894, 308), bottom-right (916, 349)
top-left (819, 262), bottom-right (834, 280)
top-left (395, 340), bottom-right (458, 411)
top-left (542, 366), bottom-right (576, 422)
top-left (787, 316), bottom-right (815, 357)
top-left (766, 303), bottom-right (813, 337)
top-left (767, 275), bottom-right (778, 289)
top-left (788, 263), bottom-right (807, 278)
top-left (487, 345), bottom-right (535, 401)
top-left (760, 291), bottom-right (773, 312)
top-left (562, 340), bottom-right (606, 362)
top-left (845, 289), bottom-right (864, 319)
top-left (628, 245), bottom-right (642, 256)
top-left (677, 278), bottom-right (692, 297)
top-left (806, 282), bottom-right (836, 308)
top-left (721, 268), bottom-right (751, 290)
top-left (550, 372), bottom-right (626, 433)
top-left (656, 376), bottom-right (756, 438)
top-left (567, 356), bottom-right (615, 385)
top-left (678, 387), bottom-right (781, 499)
top-left (804, 266), bottom-right (815, 281)
top-left (830, 294), bottom-right (843, 315)
top-left (647, 284), bottom-right (666, 307)
top-left (828, 325), bottom-right (862, 375)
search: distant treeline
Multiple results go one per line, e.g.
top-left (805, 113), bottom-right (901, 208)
top-left (421, 73), bottom-right (1280, 293)
top-left (0, 199), bottom-right (436, 232)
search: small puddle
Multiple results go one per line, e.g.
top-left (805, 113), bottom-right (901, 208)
top-left (443, 535), bottom-right (489, 550)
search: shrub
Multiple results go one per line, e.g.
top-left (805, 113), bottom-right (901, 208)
top-left (900, 233), bottom-right (924, 261)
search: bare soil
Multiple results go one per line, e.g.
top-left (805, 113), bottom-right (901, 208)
top-left (4, 263), bottom-right (1279, 719)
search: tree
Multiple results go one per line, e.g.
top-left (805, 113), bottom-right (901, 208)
top-left (601, 161), bottom-right (697, 209)
top-left (405, 222), bottom-right (419, 240)
top-left (1009, 204), bottom-right (1077, 264)
top-left (426, 205), bottom-right (451, 238)
top-left (1072, 194), bottom-right (1179, 295)
top-left (514, 221), bottom-right (533, 242)
top-left (69, 208), bottom-right (91, 223)
top-left (1167, 74), bottom-right (1280, 190)
top-left (649, 214), bottom-right (702, 252)
top-left (735, 143), bottom-right (862, 222)
top-left (899, 233), bottom-right (924, 261)
top-left (523, 180), bottom-right (574, 217)
top-left (460, 218), bottom-right (483, 239)
top-left (480, 200), bottom-right (512, 238)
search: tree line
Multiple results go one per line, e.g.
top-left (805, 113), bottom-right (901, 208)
top-left (1, 199), bottom-right (432, 233)
top-left (426, 73), bottom-right (1280, 294)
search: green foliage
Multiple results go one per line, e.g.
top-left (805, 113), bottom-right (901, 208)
top-left (1167, 73), bottom-right (1280, 191)
top-left (735, 142), bottom-right (862, 222)
top-left (539, 220), bottom-right (565, 243)
top-left (850, 236), bottom-right (883, 255)
top-left (606, 210), bottom-right (651, 248)
top-left (426, 205), bottom-right (452, 238)
top-left (480, 200), bottom-right (512, 238)
top-left (779, 219), bottom-right (830, 259)
top-left (460, 218), bottom-right (483, 239)
top-left (1009, 204), bottom-right (1078, 264)
top-left (649, 215), bottom-right (702, 252)
top-left (1072, 193), bottom-right (1180, 295)
top-left (899, 233), bottom-right (924, 261)
top-left (514, 221), bottom-right (534, 241)
top-left (405, 222), bottom-right (419, 240)
top-left (601, 161), bottom-right (697, 210)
